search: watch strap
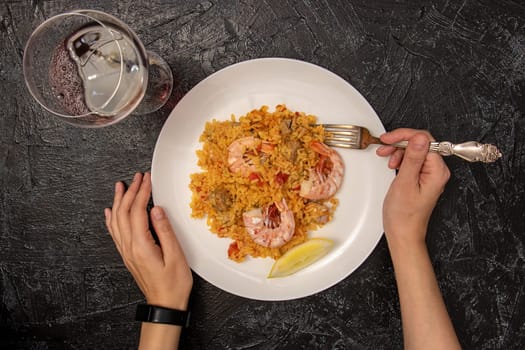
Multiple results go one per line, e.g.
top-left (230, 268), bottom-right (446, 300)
top-left (135, 304), bottom-right (190, 327)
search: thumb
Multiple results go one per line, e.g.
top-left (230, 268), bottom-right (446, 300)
top-left (397, 133), bottom-right (430, 185)
top-left (150, 206), bottom-right (186, 261)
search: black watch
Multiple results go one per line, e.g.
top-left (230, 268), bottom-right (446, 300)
top-left (135, 304), bottom-right (190, 328)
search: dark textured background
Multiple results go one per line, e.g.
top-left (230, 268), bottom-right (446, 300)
top-left (1, 0), bottom-right (524, 349)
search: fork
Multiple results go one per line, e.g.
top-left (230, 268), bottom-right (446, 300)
top-left (322, 124), bottom-right (502, 163)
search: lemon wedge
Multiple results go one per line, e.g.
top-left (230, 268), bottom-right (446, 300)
top-left (268, 238), bottom-right (334, 278)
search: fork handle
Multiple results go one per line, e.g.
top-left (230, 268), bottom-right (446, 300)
top-left (390, 140), bottom-right (502, 163)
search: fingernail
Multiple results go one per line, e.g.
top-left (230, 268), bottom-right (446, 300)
top-left (412, 141), bottom-right (426, 151)
top-left (411, 135), bottom-right (428, 151)
top-left (151, 207), bottom-right (165, 220)
top-left (133, 173), bottom-right (141, 182)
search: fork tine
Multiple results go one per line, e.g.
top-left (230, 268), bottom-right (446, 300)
top-left (324, 135), bottom-right (357, 142)
top-left (321, 124), bottom-right (363, 149)
top-left (325, 130), bottom-right (358, 137)
top-left (324, 130), bottom-right (359, 136)
top-left (322, 124), bottom-right (361, 130)
top-left (323, 126), bottom-right (359, 137)
top-left (324, 139), bottom-right (360, 149)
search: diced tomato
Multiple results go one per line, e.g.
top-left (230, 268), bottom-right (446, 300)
top-left (248, 172), bottom-right (266, 187)
top-left (274, 172), bottom-right (289, 186)
top-left (248, 172), bottom-right (260, 182)
top-left (228, 242), bottom-right (240, 258)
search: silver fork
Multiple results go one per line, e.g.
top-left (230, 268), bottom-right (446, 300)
top-left (322, 124), bottom-right (502, 163)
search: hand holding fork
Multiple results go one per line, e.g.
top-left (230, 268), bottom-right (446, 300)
top-left (322, 124), bottom-right (502, 163)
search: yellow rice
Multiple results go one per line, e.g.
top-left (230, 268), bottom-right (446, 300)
top-left (189, 105), bottom-right (339, 262)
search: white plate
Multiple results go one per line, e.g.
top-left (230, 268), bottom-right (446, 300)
top-left (151, 58), bottom-right (395, 301)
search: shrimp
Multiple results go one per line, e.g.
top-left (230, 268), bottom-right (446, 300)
top-left (300, 141), bottom-right (344, 200)
top-left (242, 199), bottom-right (295, 248)
top-left (228, 136), bottom-right (275, 176)
top-left (227, 136), bottom-right (260, 176)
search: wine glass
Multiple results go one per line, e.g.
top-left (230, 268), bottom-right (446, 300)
top-left (23, 9), bottom-right (173, 128)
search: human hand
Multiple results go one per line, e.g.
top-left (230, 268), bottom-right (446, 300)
top-left (104, 172), bottom-right (193, 310)
top-left (376, 129), bottom-right (450, 247)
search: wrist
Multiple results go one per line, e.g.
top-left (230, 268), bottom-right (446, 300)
top-left (384, 230), bottom-right (427, 256)
top-left (146, 292), bottom-right (191, 311)
top-left (384, 219), bottom-right (428, 244)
